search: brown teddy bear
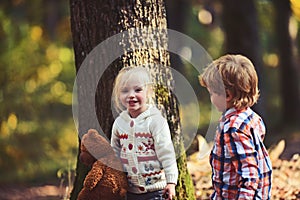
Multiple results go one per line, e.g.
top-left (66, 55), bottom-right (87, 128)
top-left (77, 129), bottom-right (128, 200)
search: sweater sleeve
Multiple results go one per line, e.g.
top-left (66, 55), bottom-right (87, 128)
top-left (151, 117), bottom-right (178, 184)
top-left (111, 121), bottom-right (121, 158)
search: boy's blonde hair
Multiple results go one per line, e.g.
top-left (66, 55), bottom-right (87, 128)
top-left (112, 66), bottom-right (153, 112)
top-left (199, 54), bottom-right (260, 109)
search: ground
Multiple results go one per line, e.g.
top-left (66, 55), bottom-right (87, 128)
top-left (0, 184), bottom-right (63, 200)
top-left (0, 133), bottom-right (299, 200)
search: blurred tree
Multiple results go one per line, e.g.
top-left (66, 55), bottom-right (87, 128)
top-left (69, 0), bottom-right (195, 199)
top-left (165, 0), bottom-right (189, 76)
top-left (273, 0), bottom-right (300, 128)
top-left (165, 0), bottom-right (205, 102)
top-left (220, 0), bottom-right (266, 117)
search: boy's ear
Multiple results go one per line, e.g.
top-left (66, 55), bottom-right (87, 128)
top-left (225, 89), bottom-right (233, 102)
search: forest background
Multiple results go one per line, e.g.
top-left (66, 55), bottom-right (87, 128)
top-left (0, 0), bottom-right (300, 198)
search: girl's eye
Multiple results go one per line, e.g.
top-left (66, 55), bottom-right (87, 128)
top-left (121, 88), bottom-right (128, 93)
top-left (135, 87), bottom-right (143, 92)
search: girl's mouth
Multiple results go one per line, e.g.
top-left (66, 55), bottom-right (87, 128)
top-left (128, 100), bottom-right (138, 106)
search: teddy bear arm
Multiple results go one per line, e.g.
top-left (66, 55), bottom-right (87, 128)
top-left (106, 168), bottom-right (128, 197)
top-left (83, 161), bottom-right (104, 190)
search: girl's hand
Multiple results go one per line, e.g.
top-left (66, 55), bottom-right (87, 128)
top-left (163, 183), bottom-right (176, 200)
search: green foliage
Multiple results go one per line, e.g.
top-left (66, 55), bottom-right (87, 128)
top-left (0, 5), bottom-right (77, 183)
top-left (186, 3), bottom-right (224, 59)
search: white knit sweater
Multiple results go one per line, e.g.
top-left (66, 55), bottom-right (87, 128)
top-left (111, 105), bottom-right (178, 194)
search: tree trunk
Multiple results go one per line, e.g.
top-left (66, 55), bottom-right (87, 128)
top-left (220, 0), bottom-right (266, 117)
top-left (69, 0), bottom-right (122, 199)
top-left (273, 0), bottom-right (300, 127)
top-left (69, 0), bottom-right (195, 199)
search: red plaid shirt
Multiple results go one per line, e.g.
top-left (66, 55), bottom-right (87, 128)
top-left (210, 107), bottom-right (272, 199)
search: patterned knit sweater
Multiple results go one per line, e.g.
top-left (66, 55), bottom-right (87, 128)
top-left (111, 105), bottom-right (178, 194)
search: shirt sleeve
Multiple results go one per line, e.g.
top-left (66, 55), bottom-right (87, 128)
top-left (151, 117), bottom-right (178, 185)
top-left (225, 127), bottom-right (259, 198)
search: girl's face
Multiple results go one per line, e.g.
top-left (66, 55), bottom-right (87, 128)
top-left (119, 78), bottom-right (149, 118)
top-left (207, 88), bottom-right (227, 112)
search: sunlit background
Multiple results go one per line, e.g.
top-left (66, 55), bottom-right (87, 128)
top-left (0, 0), bottom-right (299, 187)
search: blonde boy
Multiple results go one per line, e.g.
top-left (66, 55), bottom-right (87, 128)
top-left (199, 54), bottom-right (272, 199)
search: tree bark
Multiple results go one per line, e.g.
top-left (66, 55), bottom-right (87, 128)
top-left (69, 0), bottom-right (122, 198)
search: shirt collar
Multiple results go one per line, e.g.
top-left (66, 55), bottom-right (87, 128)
top-left (221, 107), bottom-right (248, 122)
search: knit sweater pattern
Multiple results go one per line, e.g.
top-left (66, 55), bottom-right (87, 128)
top-left (111, 105), bottom-right (178, 194)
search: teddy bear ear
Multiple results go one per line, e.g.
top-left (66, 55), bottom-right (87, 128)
top-left (81, 129), bottom-right (113, 160)
top-left (86, 129), bottom-right (109, 143)
top-left (87, 129), bottom-right (98, 135)
top-left (82, 129), bottom-right (100, 143)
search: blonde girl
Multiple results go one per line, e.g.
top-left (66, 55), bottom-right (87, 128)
top-left (111, 66), bottom-right (178, 200)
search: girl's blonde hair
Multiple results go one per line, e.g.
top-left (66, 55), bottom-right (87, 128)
top-left (112, 66), bottom-right (153, 112)
top-left (199, 54), bottom-right (260, 109)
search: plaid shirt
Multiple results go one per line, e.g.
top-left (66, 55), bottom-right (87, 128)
top-left (210, 107), bottom-right (272, 200)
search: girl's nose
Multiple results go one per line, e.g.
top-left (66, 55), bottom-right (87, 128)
top-left (128, 90), bottom-right (135, 97)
